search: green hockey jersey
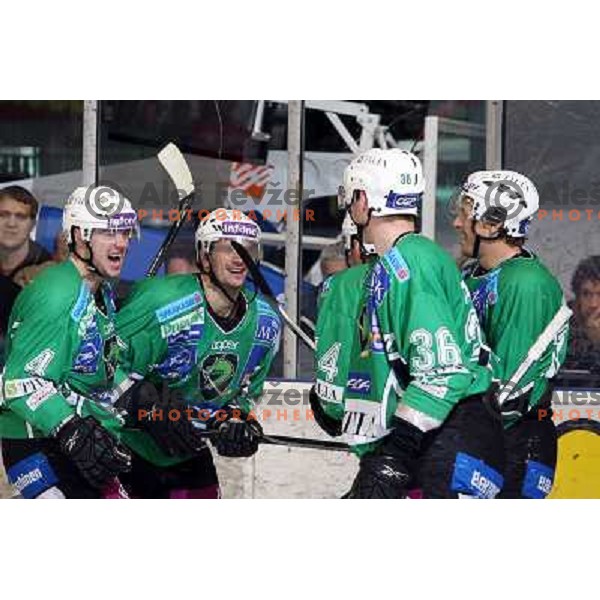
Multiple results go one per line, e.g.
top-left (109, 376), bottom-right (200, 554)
top-left (0, 260), bottom-right (124, 439)
top-left (314, 262), bottom-right (396, 456)
top-left (463, 249), bottom-right (569, 426)
top-left (115, 274), bottom-right (281, 465)
top-left (314, 264), bottom-right (371, 421)
top-left (362, 233), bottom-right (491, 434)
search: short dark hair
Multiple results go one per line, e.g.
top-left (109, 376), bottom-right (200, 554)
top-left (0, 185), bottom-right (39, 219)
top-left (572, 255), bottom-right (600, 296)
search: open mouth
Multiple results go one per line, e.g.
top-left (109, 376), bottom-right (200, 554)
top-left (108, 254), bottom-right (123, 268)
top-left (228, 266), bottom-right (246, 276)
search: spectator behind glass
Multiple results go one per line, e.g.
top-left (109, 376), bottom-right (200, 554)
top-left (320, 240), bottom-right (348, 279)
top-left (0, 186), bottom-right (53, 363)
top-left (0, 186), bottom-right (52, 282)
top-left (166, 240), bottom-right (198, 275)
top-left (565, 255), bottom-right (600, 372)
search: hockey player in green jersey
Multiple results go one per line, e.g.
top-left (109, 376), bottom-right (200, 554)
top-left (115, 209), bottom-right (281, 498)
top-left (453, 170), bottom-right (569, 498)
top-left (0, 186), bottom-right (138, 498)
top-left (311, 212), bottom-right (376, 436)
top-left (334, 148), bottom-right (503, 499)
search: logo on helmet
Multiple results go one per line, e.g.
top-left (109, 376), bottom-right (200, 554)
top-left (222, 220), bottom-right (259, 239)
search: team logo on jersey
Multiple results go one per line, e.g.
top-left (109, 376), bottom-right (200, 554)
top-left (198, 353), bottom-right (239, 400)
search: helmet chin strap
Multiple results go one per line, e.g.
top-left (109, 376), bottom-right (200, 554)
top-left (199, 246), bottom-right (244, 318)
top-left (470, 221), bottom-right (505, 259)
top-left (70, 227), bottom-right (101, 275)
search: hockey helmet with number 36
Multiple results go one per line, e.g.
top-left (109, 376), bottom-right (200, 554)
top-left (338, 148), bottom-right (425, 218)
top-left (460, 170), bottom-right (539, 238)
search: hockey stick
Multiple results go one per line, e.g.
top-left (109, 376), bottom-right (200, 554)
top-left (193, 428), bottom-right (350, 452)
top-left (230, 240), bottom-right (316, 352)
top-left (496, 304), bottom-right (572, 406)
top-left (146, 143), bottom-right (196, 277)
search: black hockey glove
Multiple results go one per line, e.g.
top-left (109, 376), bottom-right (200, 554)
top-left (209, 408), bottom-right (263, 458)
top-left (309, 385), bottom-right (342, 437)
top-left (346, 417), bottom-right (423, 499)
top-left (55, 415), bottom-right (132, 490)
top-left (126, 381), bottom-right (208, 458)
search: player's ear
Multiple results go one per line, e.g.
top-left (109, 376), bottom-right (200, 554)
top-left (475, 220), bottom-right (502, 238)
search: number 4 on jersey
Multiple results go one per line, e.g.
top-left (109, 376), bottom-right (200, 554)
top-left (318, 342), bottom-right (341, 382)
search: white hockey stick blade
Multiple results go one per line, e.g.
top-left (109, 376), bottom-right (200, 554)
top-left (497, 304), bottom-right (572, 405)
top-left (158, 143), bottom-right (195, 199)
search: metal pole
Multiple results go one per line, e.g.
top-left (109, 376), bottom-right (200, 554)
top-left (486, 100), bottom-right (503, 169)
top-left (422, 115), bottom-right (439, 240)
top-left (284, 101), bottom-right (304, 379)
top-left (82, 100), bottom-right (98, 186)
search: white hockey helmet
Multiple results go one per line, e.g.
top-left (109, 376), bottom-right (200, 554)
top-left (195, 208), bottom-right (262, 263)
top-left (340, 211), bottom-right (376, 256)
top-left (460, 170), bottom-right (539, 238)
top-left (62, 185), bottom-right (139, 245)
top-left (338, 148), bottom-right (425, 218)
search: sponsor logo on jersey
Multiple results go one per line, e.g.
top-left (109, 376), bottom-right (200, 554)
top-left (521, 460), bottom-right (554, 499)
top-left (71, 284), bottom-right (91, 322)
top-left (73, 331), bottom-right (102, 374)
top-left (7, 452), bottom-right (58, 499)
top-left (154, 347), bottom-right (197, 381)
top-left (4, 377), bottom-right (48, 399)
top-left (315, 380), bottom-right (344, 404)
top-left (160, 310), bottom-right (204, 339)
top-left (346, 373), bottom-right (372, 395)
top-left (198, 353), bottom-right (239, 400)
top-left (470, 272), bottom-right (499, 325)
top-left (24, 349), bottom-right (56, 376)
top-left (368, 262), bottom-right (390, 310)
top-left (155, 292), bottom-right (203, 323)
top-left (386, 248), bottom-right (410, 282)
top-left (211, 339), bottom-right (240, 351)
top-left (26, 382), bottom-right (57, 411)
top-left (342, 398), bottom-right (387, 441)
top-left (451, 452), bottom-right (503, 499)
top-left (256, 313), bottom-right (280, 344)
top-left (384, 191), bottom-right (422, 210)
top-left (14, 468), bottom-right (44, 493)
top-left (222, 220), bottom-right (259, 239)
